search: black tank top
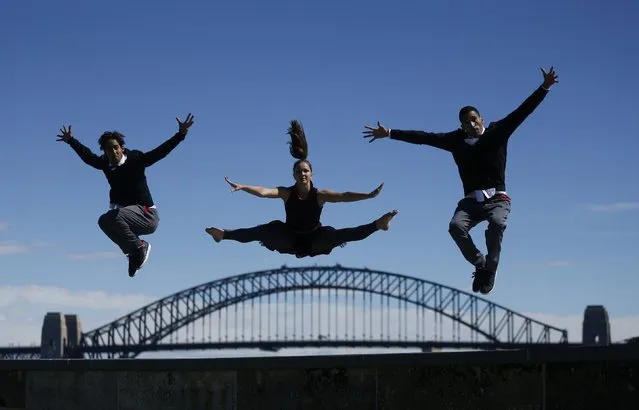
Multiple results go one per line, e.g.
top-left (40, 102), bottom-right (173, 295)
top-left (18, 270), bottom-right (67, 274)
top-left (284, 183), bottom-right (323, 232)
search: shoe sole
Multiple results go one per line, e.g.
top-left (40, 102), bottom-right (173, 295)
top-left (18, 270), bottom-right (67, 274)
top-left (130, 243), bottom-right (152, 278)
top-left (139, 243), bottom-right (151, 270)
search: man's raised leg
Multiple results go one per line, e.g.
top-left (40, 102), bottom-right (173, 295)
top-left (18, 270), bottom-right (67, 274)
top-left (480, 195), bottom-right (511, 294)
top-left (98, 205), bottom-right (159, 276)
top-left (449, 198), bottom-right (485, 260)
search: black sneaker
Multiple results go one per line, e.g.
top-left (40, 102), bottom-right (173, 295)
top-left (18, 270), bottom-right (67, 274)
top-left (472, 267), bottom-right (493, 294)
top-left (479, 270), bottom-right (496, 294)
top-left (128, 240), bottom-right (151, 277)
top-left (470, 255), bottom-right (487, 293)
top-left (471, 271), bottom-right (481, 293)
top-left (471, 265), bottom-right (485, 293)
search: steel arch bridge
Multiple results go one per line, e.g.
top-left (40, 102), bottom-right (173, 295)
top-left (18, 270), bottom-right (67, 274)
top-left (0, 265), bottom-right (569, 359)
top-left (74, 264), bottom-right (568, 358)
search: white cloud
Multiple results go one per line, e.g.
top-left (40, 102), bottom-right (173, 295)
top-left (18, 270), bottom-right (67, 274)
top-left (0, 241), bottom-right (30, 255)
top-left (0, 240), bottom-right (62, 256)
top-left (67, 251), bottom-right (120, 260)
top-left (32, 241), bottom-right (59, 249)
top-left (0, 285), bottom-right (158, 346)
top-left (0, 285), bottom-right (156, 310)
top-left (581, 202), bottom-right (639, 212)
top-left (0, 221), bottom-right (8, 231)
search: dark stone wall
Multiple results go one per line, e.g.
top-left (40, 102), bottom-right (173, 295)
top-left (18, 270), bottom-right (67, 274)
top-left (0, 371), bottom-right (25, 409)
top-left (235, 361), bottom-right (638, 409)
top-left (1, 345), bottom-right (638, 410)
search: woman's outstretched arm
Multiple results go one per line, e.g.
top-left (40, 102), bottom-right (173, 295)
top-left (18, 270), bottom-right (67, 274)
top-left (224, 177), bottom-right (289, 199)
top-left (317, 183), bottom-right (384, 204)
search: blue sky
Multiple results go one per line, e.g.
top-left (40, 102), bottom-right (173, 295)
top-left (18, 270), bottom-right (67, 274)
top-left (1, 0), bottom-right (638, 347)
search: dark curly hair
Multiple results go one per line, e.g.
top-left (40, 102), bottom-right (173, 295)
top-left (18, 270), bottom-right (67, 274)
top-left (286, 120), bottom-right (312, 172)
top-left (458, 106), bottom-right (480, 122)
top-left (98, 131), bottom-right (126, 151)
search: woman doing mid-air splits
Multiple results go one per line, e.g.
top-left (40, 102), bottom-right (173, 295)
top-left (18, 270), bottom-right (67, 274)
top-left (205, 120), bottom-right (398, 258)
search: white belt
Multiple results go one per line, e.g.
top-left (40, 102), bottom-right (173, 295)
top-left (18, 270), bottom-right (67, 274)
top-left (109, 203), bottom-right (157, 210)
top-left (465, 188), bottom-right (507, 203)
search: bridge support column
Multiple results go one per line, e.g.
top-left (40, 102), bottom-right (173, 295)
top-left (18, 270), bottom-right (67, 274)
top-left (582, 305), bottom-right (611, 345)
top-left (40, 313), bottom-right (68, 359)
top-left (64, 314), bottom-right (83, 358)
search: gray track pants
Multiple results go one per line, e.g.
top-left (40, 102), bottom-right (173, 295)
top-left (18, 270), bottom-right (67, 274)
top-left (448, 194), bottom-right (511, 273)
top-left (98, 205), bottom-right (159, 254)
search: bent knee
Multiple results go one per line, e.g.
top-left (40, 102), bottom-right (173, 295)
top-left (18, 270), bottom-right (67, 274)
top-left (488, 219), bottom-right (507, 231)
top-left (98, 213), bottom-right (111, 228)
top-left (448, 219), bottom-right (468, 235)
top-left (97, 211), bottom-right (118, 229)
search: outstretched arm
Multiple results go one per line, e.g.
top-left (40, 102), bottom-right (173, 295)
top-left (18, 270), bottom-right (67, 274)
top-left (224, 177), bottom-right (288, 200)
top-left (57, 125), bottom-right (106, 170)
top-left (317, 183), bottom-right (384, 204)
top-left (363, 121), bottom-right (462, 152)
top-left (140, 113), bottom-right (194, 167)
top-left (490, 67), bottom-right (559, 142)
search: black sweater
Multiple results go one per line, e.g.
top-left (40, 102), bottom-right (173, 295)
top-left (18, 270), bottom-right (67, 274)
top-left (390, 85), bottom-right (549, 195)
top-left (66, 132), bottom-right (186, 207)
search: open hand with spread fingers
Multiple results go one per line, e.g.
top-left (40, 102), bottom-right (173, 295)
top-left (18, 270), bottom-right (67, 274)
top-left (56, 125), bottom-right (72, 142)
top-left (362, 121), bottom-right (390, 143)
top-left (177, 113), bottom-right (195, 135)
top-left (224, 176), bottom-right (243, 193)
top-left (368, 183), bottom-right (384, 199)
top-left (541, 66), bottom-right (559, 89)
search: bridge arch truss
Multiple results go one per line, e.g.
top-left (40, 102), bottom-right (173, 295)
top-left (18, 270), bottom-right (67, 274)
top-left (80, 265), bottom-right (568, 358)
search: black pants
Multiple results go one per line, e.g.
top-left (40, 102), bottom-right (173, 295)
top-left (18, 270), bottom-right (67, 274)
top-left (447, 194), bottom-right (511, 273)
top-left (223, 220), bottom-right (378, 258)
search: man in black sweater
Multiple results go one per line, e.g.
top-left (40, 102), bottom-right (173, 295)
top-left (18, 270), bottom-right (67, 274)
top-left (363, 68), bottom-right (558, 294)
top-left (57, 113), bottom-right (194, 277)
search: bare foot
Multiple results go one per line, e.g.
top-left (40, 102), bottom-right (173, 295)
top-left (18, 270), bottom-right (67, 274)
top-left (205, 227), bottom-right (224, 242)
top-left (375, 210), bottom-right (398, 231)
